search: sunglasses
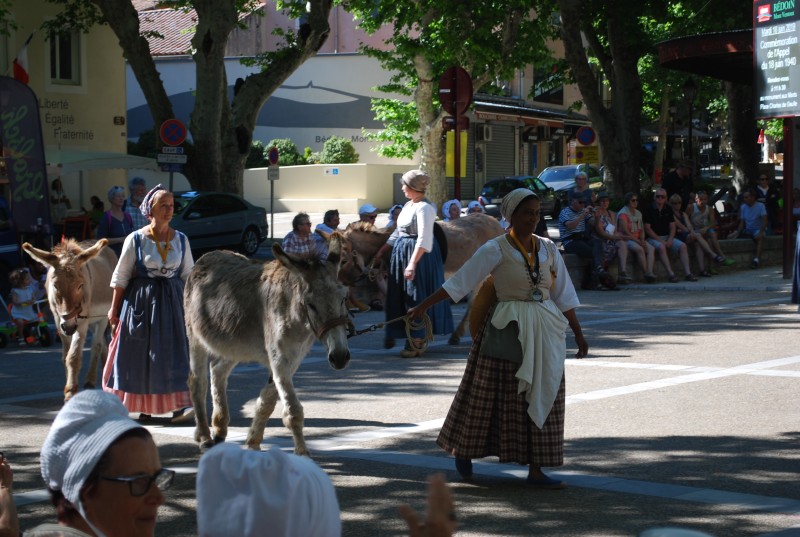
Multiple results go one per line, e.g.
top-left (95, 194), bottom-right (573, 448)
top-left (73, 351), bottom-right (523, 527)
top-left (101, 468), bottom-right (175, 497)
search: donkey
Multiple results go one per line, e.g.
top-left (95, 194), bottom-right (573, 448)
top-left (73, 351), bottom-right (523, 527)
top-left (23, 239), bottom-right (117, 401)
top-left (185, 233), bottom-right (352, 454)
top-left (343, 212), bottom-right (504, 344)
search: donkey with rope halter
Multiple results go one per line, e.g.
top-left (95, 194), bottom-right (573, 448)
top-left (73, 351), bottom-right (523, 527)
top-left (185, 234), bottom-right (352, 454)
top-left (23, 239), bottom-right (117, 401)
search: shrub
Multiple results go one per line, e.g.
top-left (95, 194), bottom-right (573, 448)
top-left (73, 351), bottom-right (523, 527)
top-left (320, 136), bottom-right (359, 164)
top-left (266, 138), bottom-right (305, 166)
top-left (246, 140), bottom-right (268, 168)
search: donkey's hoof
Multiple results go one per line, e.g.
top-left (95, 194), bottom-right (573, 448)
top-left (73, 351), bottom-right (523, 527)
top-left (199, 440), bottom-right (216, 453)
top-left (82, 382), bottom-right (96, 390)
top-left (448, 334), bottom-right (460, 345)
top-left (213, 436), bottom-right (226, 445)
top-left (63, 386), bottom-right (79, 402)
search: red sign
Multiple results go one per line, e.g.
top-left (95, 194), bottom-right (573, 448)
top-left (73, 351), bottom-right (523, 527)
top-left (160, 119), bottom-right (187, 147)
top-left (267, 146), bottom-right (279, 166)
top-left (438, 66), bottom-right (473, 116)
top-left (576, 126), bottom-right (596, 146)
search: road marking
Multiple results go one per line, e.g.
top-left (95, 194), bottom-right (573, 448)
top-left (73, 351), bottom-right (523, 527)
top-left (566, 355), bottom-right (800, 404)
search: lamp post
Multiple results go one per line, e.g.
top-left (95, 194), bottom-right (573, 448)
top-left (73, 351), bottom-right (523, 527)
top-left (683, 77), bottom-right (698, 163)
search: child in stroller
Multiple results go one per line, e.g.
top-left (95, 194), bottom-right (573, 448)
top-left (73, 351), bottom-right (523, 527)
top-left (8, 268), bottom-right (47, 346)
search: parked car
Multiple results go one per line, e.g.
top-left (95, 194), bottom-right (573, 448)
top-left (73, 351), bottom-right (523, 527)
top-left (171, 191), bottom-right (268, 256)
top-left (537, 164), bottom-right (602, 212)
top-left (478, 176), bottom-right (558, 218)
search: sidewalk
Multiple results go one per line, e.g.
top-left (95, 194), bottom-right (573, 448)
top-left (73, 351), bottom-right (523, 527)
top-left (258, 212), bottom-right (795, 293)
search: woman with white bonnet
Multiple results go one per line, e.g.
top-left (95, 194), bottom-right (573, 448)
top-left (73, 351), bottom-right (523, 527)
top-left (26, 390), bottom-right (172, 536)
top-left (197, 443), bottom-right (340, 537)
top-left (408, 188), bottom-right (587, 488)
top-left (103, 185), bottom-right (195, 423)
top-left (372, 170), bottom-right (453, 357)
top-left (466, 201), bottom-right (485, 215)
top-left (441, 199), bottom-right (461, 222)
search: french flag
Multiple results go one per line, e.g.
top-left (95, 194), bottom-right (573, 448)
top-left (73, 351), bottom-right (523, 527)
top-left (12, 33), bottom-right (33, 85)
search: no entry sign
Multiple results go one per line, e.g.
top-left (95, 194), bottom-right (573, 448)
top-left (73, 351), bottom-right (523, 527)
top-left (160, 119), bottom-right (188, 146)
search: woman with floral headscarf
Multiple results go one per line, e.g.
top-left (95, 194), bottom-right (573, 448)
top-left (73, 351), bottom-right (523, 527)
top-left (102, 185), bottom-right (195, 423)
top-left (408, 188), bottom-right (587, 489)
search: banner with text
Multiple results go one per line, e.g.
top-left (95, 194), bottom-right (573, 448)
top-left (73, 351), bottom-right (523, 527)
top-left (754, 0), bottom-right (800, 119)
top-left (0, 76), bottom-right (51, 234)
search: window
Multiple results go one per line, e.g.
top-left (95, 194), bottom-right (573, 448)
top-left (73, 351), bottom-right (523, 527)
top-left (49, 30), bottom-right (80, 85)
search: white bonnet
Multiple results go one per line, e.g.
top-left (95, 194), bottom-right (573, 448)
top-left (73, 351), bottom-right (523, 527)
top-left (40, 390), bottom-right (144, 504)
top-left (197, 443), bottom-right (341, 537)
top-left (441, 199), bottom-right (461, 218)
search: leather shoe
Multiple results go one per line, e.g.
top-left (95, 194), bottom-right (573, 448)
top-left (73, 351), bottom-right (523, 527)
top-left (455, 457), bottom-right (473, 479)
top-left (526, 474), bottom-right (566, 489)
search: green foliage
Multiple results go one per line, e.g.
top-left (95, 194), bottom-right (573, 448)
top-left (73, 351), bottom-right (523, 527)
top-left (266, 138), bottom-right (305, 166)
top-left (347, 0), bottom-right (558, 160)
top-left (761, 119), bottom-right (784, 142)
top-left (320, 136), bottom-right (359, 164)
top-left (304, 147), bottom-right (321, 164)
top-left (246, 140), bottom-right (269, 168)
top-left (127, 129), bottom-right (159, 159)
top-left (365, 98), bottom-right (420, 160)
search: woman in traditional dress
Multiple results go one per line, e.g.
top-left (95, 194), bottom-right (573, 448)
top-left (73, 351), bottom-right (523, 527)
top-left (375, 170), bottom-right (453, 357)
top-left (103, 185), bottom-right (195, 423)
top-left (441, 199), bottom-right (462, 222)
top-left (408, 188), bottom-right (587, 488)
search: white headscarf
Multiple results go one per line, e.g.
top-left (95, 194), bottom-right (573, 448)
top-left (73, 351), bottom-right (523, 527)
top-left (197, 443), bottom-right (341, 537)
top-left (441, 199), bottom-right (462, 222)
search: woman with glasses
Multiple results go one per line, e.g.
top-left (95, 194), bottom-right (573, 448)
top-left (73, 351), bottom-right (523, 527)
top-left (10, 390), bottom-right (172, 537)
top-left (617, 192), bottom-right (656, 283)
top-left (282, 212), bottom-right (326, 260)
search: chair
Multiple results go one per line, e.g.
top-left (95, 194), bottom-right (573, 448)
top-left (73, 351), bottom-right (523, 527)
top-left (62, 216), bottom-right (91, 241)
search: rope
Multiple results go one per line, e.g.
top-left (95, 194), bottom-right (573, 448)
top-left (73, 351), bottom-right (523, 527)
top-left (348, 313), bottom-right (433, 353)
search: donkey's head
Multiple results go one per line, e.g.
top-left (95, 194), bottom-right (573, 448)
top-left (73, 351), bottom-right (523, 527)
top-left (23, 239), bottom-right (109, 336)
top-left (315, 229), bottom-right (365, 286)
top-left (273, 234), bottom-right (351, 370)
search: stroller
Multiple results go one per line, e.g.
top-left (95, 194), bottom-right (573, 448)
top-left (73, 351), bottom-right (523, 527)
top-left (0, 293), bottom-right (53, 348)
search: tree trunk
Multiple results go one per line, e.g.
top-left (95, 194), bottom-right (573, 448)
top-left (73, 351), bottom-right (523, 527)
top-left (413, 55), bottom-right (447, 210)
top-left (725, 82), bottom-right (757, 191)
top-left (557, 0), bottom-right (644, 198)
top-left (94, 0), bottom-right (332, 194)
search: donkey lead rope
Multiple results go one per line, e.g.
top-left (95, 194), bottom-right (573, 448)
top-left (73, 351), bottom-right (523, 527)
top-left (348, 313), bottom-right (433, 352)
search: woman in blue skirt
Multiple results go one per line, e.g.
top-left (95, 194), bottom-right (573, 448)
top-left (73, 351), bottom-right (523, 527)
top-left (377, 170), bottom-right (453, 357)
top-left (103, 185), bottom-right (195, 423)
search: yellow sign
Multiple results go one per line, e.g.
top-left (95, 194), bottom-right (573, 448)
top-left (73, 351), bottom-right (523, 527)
top-left (446, 131), bottom-right (468, 176)
top-left (575, 145), bottom-right (598, 164)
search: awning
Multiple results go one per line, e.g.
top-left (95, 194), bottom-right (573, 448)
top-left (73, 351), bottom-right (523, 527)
top-left (46, 149), bottom-right (159, 175)
top-left (656, 29), bottom-right (753, 85)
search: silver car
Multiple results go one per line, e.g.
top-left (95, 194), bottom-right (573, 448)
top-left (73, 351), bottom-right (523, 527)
top-left (171, 191), bottom-right (268, 256)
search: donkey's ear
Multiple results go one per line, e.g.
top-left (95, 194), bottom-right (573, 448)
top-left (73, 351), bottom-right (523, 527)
top-left (326, 232), bottom-right (343, 268)
top-left (76, 239), bottom-right (109, 266)
top-left (272, 243), bottom-right (312, 273)
top-left (22, 243), bottom-right (59, 268)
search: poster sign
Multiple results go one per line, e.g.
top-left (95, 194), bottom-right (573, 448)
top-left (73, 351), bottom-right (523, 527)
top-left (0, 76), bottom-right (51, 234)
top-left (754, 0), bottom-right (800, 119)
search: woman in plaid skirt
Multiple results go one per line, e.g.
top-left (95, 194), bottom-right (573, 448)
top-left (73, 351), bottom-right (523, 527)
top-left (408, 189), bottom-right (588, 488)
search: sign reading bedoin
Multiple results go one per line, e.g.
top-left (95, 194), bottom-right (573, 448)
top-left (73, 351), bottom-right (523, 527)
top-left (754, 0), bottom-right (800, 119)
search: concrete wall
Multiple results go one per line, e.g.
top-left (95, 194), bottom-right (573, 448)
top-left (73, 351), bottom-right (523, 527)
top-left (243, 163), bottom-right (411, 213)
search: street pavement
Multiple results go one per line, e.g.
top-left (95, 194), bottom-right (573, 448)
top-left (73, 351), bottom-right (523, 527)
top-left (1, 222), bottom-right (799, 536)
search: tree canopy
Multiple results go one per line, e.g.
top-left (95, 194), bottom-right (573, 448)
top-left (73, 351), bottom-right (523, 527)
top-left (345, 0), bottom-right (557, 206)
top-left (40, 0), bottom-right (333, 194)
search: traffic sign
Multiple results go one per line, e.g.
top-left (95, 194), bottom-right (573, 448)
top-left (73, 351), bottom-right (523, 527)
top-left (157, 153), bottom-right (188, 164)
top-left (438, 66), bottom-right (473, 116)
top-left (576, 126), bottom-right (596, 146)
top-left (159, 163), bottom-right (184, 172)
top-left (267, 147), bottom-right (279, 166)
top-left (268, 166), bottom-right (279, 181)
top-left (161, 146), bottom-right (184, 154)
top-left (160, 119), bottom-right (188, 146)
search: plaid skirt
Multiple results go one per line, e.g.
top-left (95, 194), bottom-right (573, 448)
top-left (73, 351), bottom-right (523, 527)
top-left (436, 322), bottom-right (565, 467)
